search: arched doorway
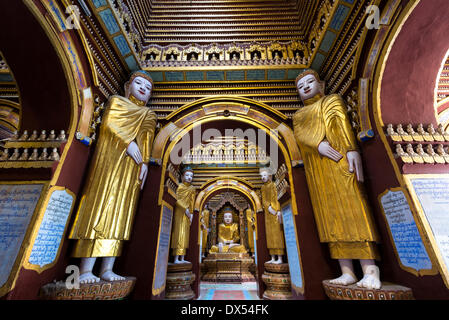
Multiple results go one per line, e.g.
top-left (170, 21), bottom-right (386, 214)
top-left (154, 96), bottom-right (304, 299)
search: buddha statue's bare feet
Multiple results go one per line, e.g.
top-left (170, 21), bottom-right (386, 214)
top-left (100, 270), bottom-right (125, 282)
top-left (79, 272), bottom-right (100, 284)
top-left (273, 257), bottom-right (283, 264)
top-left (357, 266), bottom-right (381, 289)
top-left (329, 273), bottom-right (357, 286)
top-left (266, 257), bottom-right (276, 264)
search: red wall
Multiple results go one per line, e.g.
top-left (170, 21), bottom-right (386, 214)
top-left (381, 0), bottom-right (449, 125)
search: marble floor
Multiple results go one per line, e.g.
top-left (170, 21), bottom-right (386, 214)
top-left (198, 282), bottom-right (260, 300)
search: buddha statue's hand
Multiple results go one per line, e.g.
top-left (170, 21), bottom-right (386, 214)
top-left (185, 209), bottom-right (193, 223)
top-left (139, 163), bottom-right (148, 190)
top-left (347, 151), bottom-right (364, 182)
top-left (268, 205), bottom-right (277, 216)
top-left (318, 140), bottom-right (343, 162)
top-left (277, 211), bottom-right (282, 224)
top-left (126, 141), bottom-right (143, 165)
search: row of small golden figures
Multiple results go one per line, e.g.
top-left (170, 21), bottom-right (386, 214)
top-left (395, 143), bottom-right (449, 164)
top-left (386, 123), bottom-right (449, 142)
top-left (0, 147), bottom-right (60, 161)
top-left (8, 130), bottom-right (67, 142)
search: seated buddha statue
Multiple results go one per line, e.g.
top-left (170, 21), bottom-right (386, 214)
top-left (210, 211), bottom-right (247, 253)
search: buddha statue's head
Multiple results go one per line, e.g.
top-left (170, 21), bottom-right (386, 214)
top-left (223, 212), bottom-right (234, 225)
top-left (295, 69), bottom-right (324, 102)
top-left (259, 167), bottom-right (273, 183)
top-left (125, 70), bottom-right (153, 106)
top-left (181, 166), bottom-right (194, 184)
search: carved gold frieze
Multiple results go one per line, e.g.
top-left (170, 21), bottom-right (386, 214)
top-left (142, 41), bottom-right (308, 68)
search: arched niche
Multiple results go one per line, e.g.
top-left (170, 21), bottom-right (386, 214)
top-left (195, 177), bottom-right (262, 213)
top-left (379, 0), bottom-right (449, 126)
top-left (0, 1), bottom-right (74, 132)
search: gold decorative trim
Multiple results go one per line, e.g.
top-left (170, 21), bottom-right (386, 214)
top-left (11, 0), bottom-right (81, 296)
top-left (372, 0), bottom-right (420, 183)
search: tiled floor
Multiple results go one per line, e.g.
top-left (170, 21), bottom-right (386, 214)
top-left (198, 282), bottom-right (260, 300)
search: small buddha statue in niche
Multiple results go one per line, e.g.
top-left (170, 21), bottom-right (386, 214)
top-left (67, 70), bottom-right (157, 284)
top-left (189, 53), bottom-right (197, 61)
top-left (49, 148), bottom-right (60, 161)
top-left (416, 144), bottom-right (433, 163)
top-left (9, 148), bottom-right (20, 161)
top-left (0, 148), bottom-right (9, 161)
top-left (417, 124), bottom-right (432, 141)
top-left (394, 144), bottom-right (412, 163)
top-left (437, 124), bottom-right (449, 141)
top-left (57, 130), bottom-right (66, 141)
top-left (38, 130), bottom-right (47, 141)
top-left (39, 148), bottom-right (49, 161)
top-left (11, 131), bottom-right (18, 140)
top-left (28, 130), bottom-right (38, 141)
top-left (273, 51), bottom-right (281, 60)
top-left (406, 124), bottom-right (423, 142)
top-left (292, 69), bottom-right (381, 289)
top-left (436, 144), bottom-right (449, 163)
top-left (406, 143), bottom-right (424, 163)
top-left (47, 130), bottom-right (56, 141)
top-left (397, 124), bottom-right (412, 141)
top-left (428, 124), bottom-right (444, 141)
top-left (19, 148), bottom-right (29, 161)
top-left (260, 168), bottom-right (285, 264)
top-left (18, 130), bottom-right (28, 141)
top-left (209, 211), bottom-right (247, 253)
top-left (171, 166), bottom-right (196, 264)
top-left (29, 148), bottom-right (39, 161)
top-left (386, 124), bottom-right (401, 142)
top-left (426, 144), bottom-right (445, 164)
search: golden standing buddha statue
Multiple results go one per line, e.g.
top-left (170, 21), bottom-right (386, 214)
top-left (210, 211), bottom-right (247, 253)
top-left (260, 168), bottom-right (285, 264)
top-left (246, 208), bottom-right (256, 256)
top-left (201, 205), bottom-right (210, 257)
top-left (68, 70), bottom-right (157, 284)
top-left (292, 69), bottom-right (381, 289)
top-left (171, 166), bottom-right (196, 264)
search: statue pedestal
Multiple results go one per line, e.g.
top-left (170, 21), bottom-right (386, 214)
top-left (165, 262), bottom-right (195, 300)
top-left (39, 277), bottom-right (136, 300)
top-left (202, 253), bottom-right (255, 282)
top-left (262, 263), bottom-right (292, 300)
top-left (322, 280), bottom-right (414, 300)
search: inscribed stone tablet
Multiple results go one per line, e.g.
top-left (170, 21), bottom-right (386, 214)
top-left (0, 184), bottom-right (44, 287)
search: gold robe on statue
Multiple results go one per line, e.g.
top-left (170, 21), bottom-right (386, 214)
top-left (171, 182), bottom-right (196, 256)
top-left (292, 94), bottom-right (380, 260)
top-left (69, 96), bottom-right (157, 257)
top-left (210, 223), bottom-right (247, 253)
top-left (246, 209), bottom-right (255, 253)
top-left (261, 181), bottom-right (285, 255)
top-left (201, 209), bottom-right (210, 253)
